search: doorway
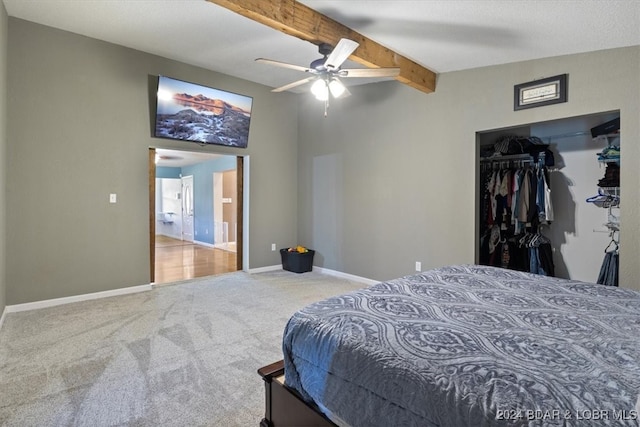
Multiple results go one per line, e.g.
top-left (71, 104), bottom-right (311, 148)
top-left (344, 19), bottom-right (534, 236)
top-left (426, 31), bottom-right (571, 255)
top-left (149, 148), bottom-right (246, 284)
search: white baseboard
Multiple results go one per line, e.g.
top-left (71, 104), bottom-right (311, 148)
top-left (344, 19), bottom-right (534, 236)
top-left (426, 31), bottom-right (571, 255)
top-left (314, 267), bottom-right (379, 286)
top-left (248, 264), bottom-right (378, 286)
top-left (4, 284), bottom-right (153, 314)
top-left (248, 264), bottom-right (282, 274)
top-left (157, 232), bottom-right (182, 240)
top-left (193, 240), bottom-right (216, 248)
top-left (0, 307), bottom-right (6, 332)
top-left (0, 266), bottom-right (375, 328)
top-left (213, 242), bottom-right (237, 253)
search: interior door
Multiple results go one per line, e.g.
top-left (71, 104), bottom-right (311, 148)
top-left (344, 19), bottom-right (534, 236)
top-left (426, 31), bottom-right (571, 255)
top-left (181, 175), bottom-right (194, 242)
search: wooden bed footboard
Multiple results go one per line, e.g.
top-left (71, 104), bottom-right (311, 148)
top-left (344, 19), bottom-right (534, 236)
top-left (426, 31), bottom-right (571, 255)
top-left (258, 360), bottom-right (338, 427)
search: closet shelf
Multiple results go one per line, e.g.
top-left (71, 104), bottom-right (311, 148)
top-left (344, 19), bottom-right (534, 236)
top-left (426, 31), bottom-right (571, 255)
top-left (591, 123), bottom-right (621, 240)
top-left (594, 224), bottom-right (620, 233)
top-left (599, 158), bottom-right (620, 164)
top-left (604, 222), bottom-right (620, 232)
top-left (593, 133), bottom-right (620, 143)
top-left (599, 187), bottom-right (620, 196)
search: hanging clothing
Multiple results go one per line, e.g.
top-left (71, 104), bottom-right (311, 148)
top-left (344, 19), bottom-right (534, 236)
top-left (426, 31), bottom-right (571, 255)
top-left (543, 170), bottom-right (554, 222)
top-left (597, 238), bottom-right (619, 286)
top-left (526, 169), bottom-right (538, 223)
top-left (517, 169), bottom-right (531, 223)
top-left (512, 169), bottom-right (523, 233)
top-left (478, 157), bottom-right (555, 276)
top-left (598, 163), bottom-right (620, 187)
top-left (537, 242), bottom-right (555, 277)
top-left (597, 250), bottom-right (619, 286)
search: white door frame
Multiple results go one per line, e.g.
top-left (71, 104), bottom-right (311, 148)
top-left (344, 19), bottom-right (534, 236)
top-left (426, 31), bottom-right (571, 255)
top-left (213, 172), bottom-right (224, 246)
top-left (181, 175), bottom-right (194, 242)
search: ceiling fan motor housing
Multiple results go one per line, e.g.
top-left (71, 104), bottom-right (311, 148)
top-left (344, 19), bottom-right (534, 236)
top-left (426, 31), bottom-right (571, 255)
top-left (310, 57), bottom-right (327, 71)
top-left (309, 42), bottom-right (335, 71)
top-left (318, 43), bottom-right (333, 56)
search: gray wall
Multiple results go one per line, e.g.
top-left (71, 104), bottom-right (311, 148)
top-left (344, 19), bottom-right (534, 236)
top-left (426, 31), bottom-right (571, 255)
top-left (5, 18), bottom-right (639, 306)
top-left (6, 19), bottom-right (299, 304)
top-left (297, 46), bottom-right (640, 290)
top-left (0, 4), bottom-right (7, 314)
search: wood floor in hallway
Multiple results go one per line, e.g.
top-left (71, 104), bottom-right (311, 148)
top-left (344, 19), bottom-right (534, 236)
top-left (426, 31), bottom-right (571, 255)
top-left (154, 235), bottom-right (237, 284)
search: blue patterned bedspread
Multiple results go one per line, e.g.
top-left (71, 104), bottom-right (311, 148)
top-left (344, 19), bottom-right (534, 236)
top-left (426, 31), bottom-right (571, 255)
top-left (282, 265), bottom-right (640, 426)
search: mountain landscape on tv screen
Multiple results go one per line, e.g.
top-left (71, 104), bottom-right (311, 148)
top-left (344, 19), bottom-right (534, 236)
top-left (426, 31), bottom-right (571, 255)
top-left (155, 93), bottom-right (251, 148)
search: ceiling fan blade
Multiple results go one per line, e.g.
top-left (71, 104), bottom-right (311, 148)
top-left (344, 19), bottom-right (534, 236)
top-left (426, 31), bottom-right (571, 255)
top-left (324, 38), bottom-right (359, 70)
top-left (342, 68), bottom-right (401, 78)
top-left (255, 58), bottom-right (310, 73)
top-left (272, 76), bottom-right (315, 93)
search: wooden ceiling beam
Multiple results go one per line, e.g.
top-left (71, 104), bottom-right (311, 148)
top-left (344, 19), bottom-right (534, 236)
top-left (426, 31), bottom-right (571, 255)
top-left (206, 0), bottom-right (436, 93)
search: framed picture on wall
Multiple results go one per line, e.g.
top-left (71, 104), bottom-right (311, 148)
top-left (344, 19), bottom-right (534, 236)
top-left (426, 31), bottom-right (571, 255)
top-left (514, 74), bottom-right (567, 111)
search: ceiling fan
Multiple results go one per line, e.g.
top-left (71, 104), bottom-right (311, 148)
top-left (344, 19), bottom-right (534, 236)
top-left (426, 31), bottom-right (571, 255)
top-left (256, 38), bottom-right (400, 116)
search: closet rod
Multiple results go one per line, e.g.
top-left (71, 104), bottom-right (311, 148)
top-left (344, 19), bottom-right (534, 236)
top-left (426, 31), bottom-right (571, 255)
top-left (480, 152), bottom-right (546, 165)
top-left (479, 153), bottom-right (533, 162)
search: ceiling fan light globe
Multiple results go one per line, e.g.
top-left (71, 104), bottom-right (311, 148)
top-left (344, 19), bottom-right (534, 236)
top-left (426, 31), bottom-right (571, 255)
top-left (311, 79), bottom-right (329, 100)
top-left (315, 90), bottom-right (329, 101)
top-left (329, 79), bottom-right (346, 98)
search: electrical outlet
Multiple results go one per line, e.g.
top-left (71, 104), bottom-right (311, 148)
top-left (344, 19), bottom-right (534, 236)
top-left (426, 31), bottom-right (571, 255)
top-left (271, 243), bottom-right (276, 251)
top-left (415, 261), bottom-right (422, 272)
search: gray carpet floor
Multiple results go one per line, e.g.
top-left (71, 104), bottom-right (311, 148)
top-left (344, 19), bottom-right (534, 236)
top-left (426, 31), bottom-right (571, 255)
top-left (0, 270), bottom-right (368, 426)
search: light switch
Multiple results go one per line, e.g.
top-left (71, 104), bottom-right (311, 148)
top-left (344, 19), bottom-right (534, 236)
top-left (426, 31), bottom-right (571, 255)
top-left (109, 193), bottom-right (117, 203)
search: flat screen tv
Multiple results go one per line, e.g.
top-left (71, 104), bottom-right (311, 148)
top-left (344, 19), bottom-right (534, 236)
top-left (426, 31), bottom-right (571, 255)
top-left (154, 75), bottom-right (253, 148)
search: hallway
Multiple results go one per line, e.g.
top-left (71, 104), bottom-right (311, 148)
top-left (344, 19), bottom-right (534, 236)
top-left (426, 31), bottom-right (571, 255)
top-left (154, 235), bottom-right (237, 284)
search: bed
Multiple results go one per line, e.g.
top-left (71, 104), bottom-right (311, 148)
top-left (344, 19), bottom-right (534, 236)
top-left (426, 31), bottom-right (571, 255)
top-left (258, 265), bottom-right (640, 427)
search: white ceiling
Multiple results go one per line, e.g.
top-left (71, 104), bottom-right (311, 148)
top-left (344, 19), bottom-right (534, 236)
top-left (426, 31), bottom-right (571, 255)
top-left (3, 0), bottom-right (639, 95)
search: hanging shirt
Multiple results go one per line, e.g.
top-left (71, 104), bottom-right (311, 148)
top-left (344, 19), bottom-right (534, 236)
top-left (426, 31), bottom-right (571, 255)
top-left (512, 169), bottom-right (525, 234)
top-left (488, 171), bottom-right (497, 222)
top-left (493, 170), bottom-right (502, 222)
top-left (507, 169), bottom-right (515, 209)
top-left (499, 169), bottom-right (510, 197)
top-left (544, 170), bottom-right (554, 222)
top-left (518, 169), bottom-right (531, 223)
top-left (536, 168), bottom-right (546, 222)
top-left (526, 169), bottom-right (538, 223)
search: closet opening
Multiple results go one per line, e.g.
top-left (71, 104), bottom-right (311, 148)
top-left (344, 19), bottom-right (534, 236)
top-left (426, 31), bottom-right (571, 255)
top-left (475, 110), bottom-right (621, 284)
